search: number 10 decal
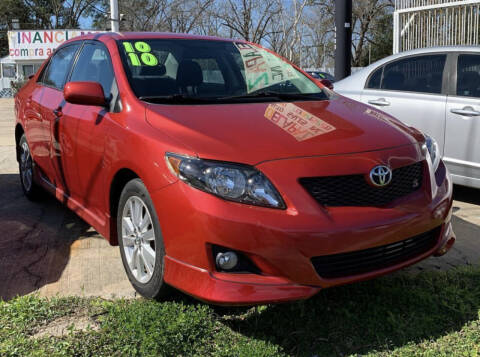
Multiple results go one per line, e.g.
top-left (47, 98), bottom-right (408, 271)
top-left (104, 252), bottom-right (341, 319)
top-left (122, 41), bottom-right (158, 66)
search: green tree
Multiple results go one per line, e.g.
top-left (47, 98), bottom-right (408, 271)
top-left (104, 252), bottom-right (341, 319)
top-left (0, 0), bottom-right (31, 57)
top-left (23, 0), bottom-right (100, 29)
top-left (368, 13), bottom-right (393, 64)
top-left (1, 0), bottom-right (100, 57)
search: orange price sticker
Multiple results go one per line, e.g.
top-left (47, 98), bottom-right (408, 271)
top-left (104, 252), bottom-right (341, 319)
top-left (264, 103), bottom-right (335, 141)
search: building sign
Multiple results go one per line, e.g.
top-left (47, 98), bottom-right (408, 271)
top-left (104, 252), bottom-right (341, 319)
top-left (8, 30), bottom-right (100, 60)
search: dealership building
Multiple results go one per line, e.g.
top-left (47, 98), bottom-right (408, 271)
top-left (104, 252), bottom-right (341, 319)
top-left (0, 29), bottom-right (98, 97)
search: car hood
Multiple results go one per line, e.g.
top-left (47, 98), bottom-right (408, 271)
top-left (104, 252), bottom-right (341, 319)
top-left (145, 95), bottom-right (423, 165)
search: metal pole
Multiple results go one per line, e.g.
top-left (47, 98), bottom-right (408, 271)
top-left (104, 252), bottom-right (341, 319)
top-left (334, 0), bottom-right (352, 81)
top-left (110, 0), bottom-right (119, 32)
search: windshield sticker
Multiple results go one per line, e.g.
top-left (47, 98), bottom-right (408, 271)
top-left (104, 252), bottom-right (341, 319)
top-left (122, 41), bottom-right (158, 66)
top-left (264, 103), bottom-right (335, 141)
top-left (234, 42), bottom-right (299, 93)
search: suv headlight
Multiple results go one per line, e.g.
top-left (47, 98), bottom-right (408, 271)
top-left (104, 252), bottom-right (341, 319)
top-left (423, 134), bottom-right (441, 172)
top-left (165, 153), bottom-right (286, 209)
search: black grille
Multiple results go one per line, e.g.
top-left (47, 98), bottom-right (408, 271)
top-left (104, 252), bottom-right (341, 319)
top-left (311, 227), bottom-right (441, 279)
top-left (299, 162), bottom-right (423, 207)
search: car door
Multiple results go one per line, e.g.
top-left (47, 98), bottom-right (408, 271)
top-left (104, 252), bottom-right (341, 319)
top-left (444, 53), bottom-right (480, 187)
top-left (35, 43), bottom-right (81, 188)
top-left (59, 41), bottom-right (119, 222)
top-left (360, 54), bottom-right (448, 154)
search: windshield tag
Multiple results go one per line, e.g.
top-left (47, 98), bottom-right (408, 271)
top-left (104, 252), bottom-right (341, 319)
top-left (122, 41), bottom-right (159, 67)
top-left (234, 42), bottom-right (299, 93)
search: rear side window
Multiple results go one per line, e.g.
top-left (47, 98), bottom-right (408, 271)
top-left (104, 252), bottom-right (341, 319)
top-left (69, 43), bottom-right (115, 97)
top-left (456, 54), bottom-right (480, 98)
top-left (42, 44), bottom-right (80, 90)
top-left (366, 67), bottom-right (382, 89)
top-left (380, 55), bottom-right (446, 94)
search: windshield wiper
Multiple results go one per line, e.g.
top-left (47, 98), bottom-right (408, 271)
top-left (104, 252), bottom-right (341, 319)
top-left (139, 94), bottom-right (217, 104)
top-left (218, 91), bottom-right (326, 102)
top-left (139, 92), bottom-right (327, 104)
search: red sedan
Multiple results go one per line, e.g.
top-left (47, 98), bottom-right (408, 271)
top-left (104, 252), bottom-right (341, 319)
top-left (14, 32), bottom-right (455, 305)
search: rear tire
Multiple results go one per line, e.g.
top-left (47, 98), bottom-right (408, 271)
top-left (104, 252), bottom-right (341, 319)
top-left (117, 178), bottom-right (170, 299)
top-left (18, 134), bottom-right (43, 201)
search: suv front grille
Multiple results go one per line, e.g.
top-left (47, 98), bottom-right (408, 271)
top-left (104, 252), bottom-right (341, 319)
top-left (299, 162), bottom-right (423, 207)
top-left (311, 226), bottom-right (441, 279)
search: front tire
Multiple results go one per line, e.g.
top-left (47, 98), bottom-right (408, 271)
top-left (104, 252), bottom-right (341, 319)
top-left (117, 178), bottom-right (170, 299)
top-left (18, 134), bottom-right (43, 200)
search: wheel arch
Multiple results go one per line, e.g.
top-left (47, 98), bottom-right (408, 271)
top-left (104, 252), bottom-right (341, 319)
top-left (15, 123), bottom-right (25, 162)
top-left (109, 168), bottom-right (140, 245)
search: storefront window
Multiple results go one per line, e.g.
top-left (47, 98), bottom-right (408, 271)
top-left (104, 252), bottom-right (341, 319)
top-left (22, 65), bottom-right (34, 78)
top-left (2, 64), bottom-right (16, 78)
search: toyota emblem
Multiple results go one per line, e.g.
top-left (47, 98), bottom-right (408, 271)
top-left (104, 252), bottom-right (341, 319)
top-left (369, 165), bottom-right (392, 187)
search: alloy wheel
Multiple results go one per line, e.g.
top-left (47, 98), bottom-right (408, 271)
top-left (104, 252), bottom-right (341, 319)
top-left (121, 196), bottom-right (156, 283)
top-left (20, 141), bottom-right (33, 192)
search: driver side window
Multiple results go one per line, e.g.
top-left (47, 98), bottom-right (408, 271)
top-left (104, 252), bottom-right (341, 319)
top-left (69, 43), bottom-right (115, 99)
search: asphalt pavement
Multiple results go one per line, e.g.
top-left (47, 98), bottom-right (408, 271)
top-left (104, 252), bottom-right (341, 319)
top-left (0, 98), bottom-right (479, 301)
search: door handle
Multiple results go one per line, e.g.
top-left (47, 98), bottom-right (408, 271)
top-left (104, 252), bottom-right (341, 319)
top-left (450, 106), bottom-right (480, 117)
top-left (53, 106), bottom-right (63, 117)
top-left (368, 98), bottom-right (390, 107)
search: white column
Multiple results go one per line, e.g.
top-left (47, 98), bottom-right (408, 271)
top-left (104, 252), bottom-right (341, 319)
top-left (393, 11), bottom-right (400, 54)
top-left (110, 0), bottom-right (119, 32)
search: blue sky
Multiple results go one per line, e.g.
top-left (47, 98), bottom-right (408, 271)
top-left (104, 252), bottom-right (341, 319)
top-left (79, 16), bottom-right (94, 29)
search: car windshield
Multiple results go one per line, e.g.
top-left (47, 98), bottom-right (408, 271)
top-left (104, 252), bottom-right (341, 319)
top-left (117, 39), bottom-right (329, 104)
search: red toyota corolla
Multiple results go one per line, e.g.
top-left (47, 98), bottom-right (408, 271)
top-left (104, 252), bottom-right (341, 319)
top-left (14, 32), bottom-right (455, 305)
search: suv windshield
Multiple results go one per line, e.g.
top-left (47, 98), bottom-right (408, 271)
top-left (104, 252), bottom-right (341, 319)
top-left (117, 39), bottom-right (329, 104)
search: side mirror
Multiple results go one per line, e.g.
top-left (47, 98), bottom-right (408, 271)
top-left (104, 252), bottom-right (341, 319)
top-left (64, 81), bottom-right (107, 107)
top-left (319, 79), bottom-right (334, 90)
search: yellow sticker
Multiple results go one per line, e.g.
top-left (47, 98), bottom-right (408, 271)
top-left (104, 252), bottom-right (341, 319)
top-left (134, 41), bottom-right (151, 53)
top-left (140, 52), bottom-right (158, 66)
top-left (122, 41), bottom-right (158, 67)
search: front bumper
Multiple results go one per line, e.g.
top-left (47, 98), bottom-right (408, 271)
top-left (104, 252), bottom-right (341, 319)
top-left (153, 145), bottom-right (454, 305)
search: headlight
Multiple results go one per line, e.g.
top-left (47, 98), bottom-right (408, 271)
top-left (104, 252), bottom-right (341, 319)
top-left (165, 153), bottom-right (286, 209)
top-left (423, 134), bottom-right (441, 172)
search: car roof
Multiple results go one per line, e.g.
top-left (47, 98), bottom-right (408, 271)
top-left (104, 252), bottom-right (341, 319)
top-left (382, 45), bottom-right (480, 60)
top-left (335, 45), bottom-right (480, 89)
top-left (63, 31), bottom-right (239, 44)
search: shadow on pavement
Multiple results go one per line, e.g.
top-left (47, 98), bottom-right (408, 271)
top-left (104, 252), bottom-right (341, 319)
top-left (0, 173), bottom-right (96, 300)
